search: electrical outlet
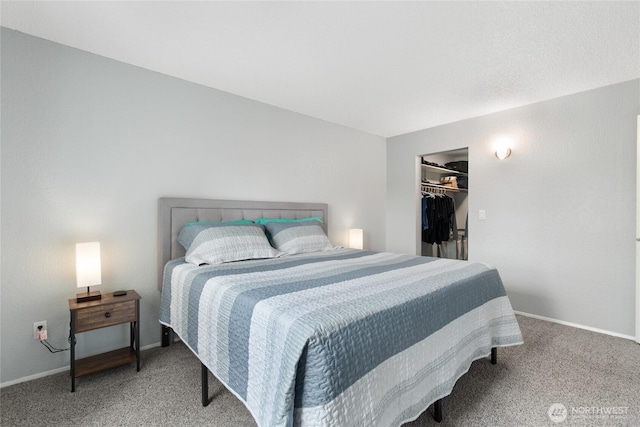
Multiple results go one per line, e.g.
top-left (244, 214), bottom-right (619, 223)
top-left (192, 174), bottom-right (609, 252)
top-left (33, 321), bottom-right (47, 340)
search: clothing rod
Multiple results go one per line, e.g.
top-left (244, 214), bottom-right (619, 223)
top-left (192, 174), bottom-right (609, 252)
top-left (420, 183), bottom-right (466, 194)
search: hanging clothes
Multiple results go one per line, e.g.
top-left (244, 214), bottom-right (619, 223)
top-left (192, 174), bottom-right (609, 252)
top-left (421, 196), bottom-right (429, 232)
top-left (421, 192), bottom-right (457, 246)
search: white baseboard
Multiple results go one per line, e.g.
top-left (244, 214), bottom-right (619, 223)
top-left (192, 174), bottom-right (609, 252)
top-left (0, 366), bottom-right (70, 388)
top-left (0, 341), bottom-right (162, 389)
top-left (514, 311), bottom-right (637, 341)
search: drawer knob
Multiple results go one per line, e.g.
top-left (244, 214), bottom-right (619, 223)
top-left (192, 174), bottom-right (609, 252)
top-left (104, 312), bottom-right (111, 318)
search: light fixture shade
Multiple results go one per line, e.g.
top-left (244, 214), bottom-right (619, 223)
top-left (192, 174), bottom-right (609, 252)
top-left (494, 135), bottom-right (513, 160)
top-left (76, 242), bottom-right (101, 288)
top-left (495, 147), bottom-right (511, 160)
top-left (349, 229), bottom-right (364, 250)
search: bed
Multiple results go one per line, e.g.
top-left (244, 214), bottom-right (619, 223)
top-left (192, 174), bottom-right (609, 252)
top-left (158, 197), bottom-right (523, 426)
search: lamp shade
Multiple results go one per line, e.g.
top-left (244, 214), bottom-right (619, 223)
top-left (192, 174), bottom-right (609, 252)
top-left (493, 135), bottom-right (513, 160)
top-left (76, 242), bottom-right (101, 288)
top-left (349, 229), bottom-right (364, 250)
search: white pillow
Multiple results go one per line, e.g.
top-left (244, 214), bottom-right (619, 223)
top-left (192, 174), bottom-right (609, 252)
top-left (184, 224), bottom-right (282, 265)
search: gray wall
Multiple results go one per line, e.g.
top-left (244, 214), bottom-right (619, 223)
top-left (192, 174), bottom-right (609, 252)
top-left (0, 29), bottom-right (386, 384)
top-left (387, 79), bottom-right (639, 337)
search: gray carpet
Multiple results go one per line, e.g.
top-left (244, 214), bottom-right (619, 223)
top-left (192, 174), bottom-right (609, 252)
top-left (1, 315), bottom-right (638, 426)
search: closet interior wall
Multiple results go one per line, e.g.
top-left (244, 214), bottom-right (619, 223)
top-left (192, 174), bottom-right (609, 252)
top-left (420, 149), bottom-right (469, 259)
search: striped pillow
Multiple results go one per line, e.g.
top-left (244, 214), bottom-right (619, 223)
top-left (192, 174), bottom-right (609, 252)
top-left (177, 220), bottom-right (254, 250)
top-left (184, 224), bottom-right (282, 265)
top-left (264, 220), bottom-right (334, 255)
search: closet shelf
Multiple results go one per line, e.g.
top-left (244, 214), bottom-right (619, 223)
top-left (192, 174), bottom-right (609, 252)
top-left (421, 164), bottom-right (467, 176)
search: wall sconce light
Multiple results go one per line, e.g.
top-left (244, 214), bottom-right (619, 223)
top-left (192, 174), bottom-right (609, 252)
top-left (76, 241), bottom-right (102, 303)
top-left (349, 229), bottom-right (364, 250)
top-left (494, 135), bottom-right (513, 160)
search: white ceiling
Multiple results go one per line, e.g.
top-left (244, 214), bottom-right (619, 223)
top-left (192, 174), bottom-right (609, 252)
top-left (2, 1), bottom-right (639, 137)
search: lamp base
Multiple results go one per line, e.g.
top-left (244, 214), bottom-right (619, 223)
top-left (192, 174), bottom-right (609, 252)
top-left (76, 291), bottom-right (102, 303)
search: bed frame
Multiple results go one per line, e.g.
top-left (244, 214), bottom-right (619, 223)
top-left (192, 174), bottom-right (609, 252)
top-left (157, 197), bottom-right (497, 424)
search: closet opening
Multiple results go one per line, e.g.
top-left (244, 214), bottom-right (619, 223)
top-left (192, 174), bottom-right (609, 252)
top-left (417, 148), bottom-right (469, 260)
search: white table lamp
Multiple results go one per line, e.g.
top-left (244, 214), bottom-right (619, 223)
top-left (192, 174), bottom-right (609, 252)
top-left (349, 229), bottom-right (364, 250)
top-left (76, 242), bottom-right (102, 303)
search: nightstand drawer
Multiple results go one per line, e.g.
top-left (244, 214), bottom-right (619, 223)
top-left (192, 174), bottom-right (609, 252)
top-left (75, 300), bottom-right (136, 333)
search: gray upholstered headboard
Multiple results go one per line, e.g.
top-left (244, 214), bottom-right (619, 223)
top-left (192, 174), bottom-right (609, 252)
top-left (157, 198), bottom-right (329, 290)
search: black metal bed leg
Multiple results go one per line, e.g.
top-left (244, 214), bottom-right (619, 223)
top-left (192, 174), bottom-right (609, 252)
top-left (161, 325), bottom-right (173, 347)
top-left (433, 398), bottom-right (443, 423)
top-left (430, 349), bottom-right (495, 423)
top-left (201, 363), bottom-right (210, 407)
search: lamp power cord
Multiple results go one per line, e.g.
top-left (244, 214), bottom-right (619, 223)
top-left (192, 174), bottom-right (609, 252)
top-left (37, 325), bottom-right (71, 353)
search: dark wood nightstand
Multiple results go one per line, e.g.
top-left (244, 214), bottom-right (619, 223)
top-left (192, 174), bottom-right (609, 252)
top-left (68, 290), bottom-right (141, 392)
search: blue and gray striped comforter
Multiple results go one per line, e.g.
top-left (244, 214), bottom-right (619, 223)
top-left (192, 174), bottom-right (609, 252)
top-left (159, 249), bottom-right (523, 427)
